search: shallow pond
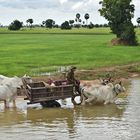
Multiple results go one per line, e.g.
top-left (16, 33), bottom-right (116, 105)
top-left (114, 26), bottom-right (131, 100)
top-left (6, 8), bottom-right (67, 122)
top-left (0, 79), bottom-right (140, 140)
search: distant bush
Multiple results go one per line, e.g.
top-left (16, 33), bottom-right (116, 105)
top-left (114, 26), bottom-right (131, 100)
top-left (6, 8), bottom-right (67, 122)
top-left (103, 24), bottom-right (109, 27)
top-left (53, 24), bottom-right (59, 28)
top-left (74, 24), bottom-right (81, 28)
top-left (61, 21), bottom-right (71, 30)
top-left (94, 24), bottom-right (99, 28)
top-left (88, 22), bottom-right (94, 29)
top-left (8, 20), bottom-right (23, 30)
top-left (44, 19), bottom-right (55, 28)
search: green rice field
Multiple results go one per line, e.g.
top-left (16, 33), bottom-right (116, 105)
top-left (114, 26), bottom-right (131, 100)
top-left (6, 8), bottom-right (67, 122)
top-left (0, 27), bottom-right (140, 76)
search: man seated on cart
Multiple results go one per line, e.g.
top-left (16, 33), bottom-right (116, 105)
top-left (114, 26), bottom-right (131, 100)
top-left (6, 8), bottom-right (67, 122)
top-left (66, 66), bottom-right (81, 95)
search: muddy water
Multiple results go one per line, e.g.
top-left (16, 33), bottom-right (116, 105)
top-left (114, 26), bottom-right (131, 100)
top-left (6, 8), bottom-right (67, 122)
top-left (0, 79), bottom-right (140, 140)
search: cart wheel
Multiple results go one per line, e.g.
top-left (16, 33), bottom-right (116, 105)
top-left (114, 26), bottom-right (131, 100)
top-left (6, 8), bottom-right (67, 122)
top-left (71, 95), bottom-right (83, 105)
top-left (40, 100), bottom-right (61, 108)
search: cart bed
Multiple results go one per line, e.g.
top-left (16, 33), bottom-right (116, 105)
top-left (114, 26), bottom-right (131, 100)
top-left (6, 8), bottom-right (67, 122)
top-left (25, 81), bottom-right (75, 104)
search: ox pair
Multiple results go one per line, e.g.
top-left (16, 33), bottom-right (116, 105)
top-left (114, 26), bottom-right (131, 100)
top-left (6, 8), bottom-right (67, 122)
top-left (81, 82), bottom-right (125, 105)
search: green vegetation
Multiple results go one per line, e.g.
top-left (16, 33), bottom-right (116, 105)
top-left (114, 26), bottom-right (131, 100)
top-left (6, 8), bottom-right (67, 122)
top-left (137, 17), bottom-right (140, 27)
top-left (0, 27), bottom-right (140, 76)
top-left (42, 19), bottom-right (55, 28)
top-left (26, 19), bottom-right (34, 28)
top-left (61, 21), bottom-right (71, 30)
top-left (8, 20), bottom-right (23, 31)
top-left (99, 0), bottom-right (137, 46)
top-left (0, 27), bottom-right (111, 34)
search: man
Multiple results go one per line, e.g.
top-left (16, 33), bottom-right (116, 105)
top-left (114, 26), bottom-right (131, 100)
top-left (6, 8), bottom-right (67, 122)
top-left (66, 66), bottom-right (81, 95)
top-left (67, 66), bottom-right (76, 84)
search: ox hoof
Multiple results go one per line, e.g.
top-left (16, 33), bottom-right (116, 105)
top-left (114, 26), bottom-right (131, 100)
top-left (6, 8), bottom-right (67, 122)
top-left (81, 102), bottom-right (85, 105)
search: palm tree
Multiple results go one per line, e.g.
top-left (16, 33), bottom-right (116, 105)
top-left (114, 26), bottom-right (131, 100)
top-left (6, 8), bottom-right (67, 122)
top-left (76, 13), bottom-right (81, 23)
top-left (75, 13), bottom-right (81, 28)
top-left (84, 13), bottom-right (90, 25)
top-left (79, 19), bottom-right (82, 23)
top-left (42, 21), bottom-right (46, 27)
top-left (137, 17), bottom-right (140, 27)
top-left (76, 13), bottom-right (80, 20)
top-left (26, 19), bottom-right (33, 28)
top-left (69, 20), bottom-right (74, 27)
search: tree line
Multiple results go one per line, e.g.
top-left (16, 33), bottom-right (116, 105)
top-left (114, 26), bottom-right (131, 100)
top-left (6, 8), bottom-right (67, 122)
top-left (6, 13), bottom-right (110, 31)
top-left (1, 0), bottom-right (139, 46)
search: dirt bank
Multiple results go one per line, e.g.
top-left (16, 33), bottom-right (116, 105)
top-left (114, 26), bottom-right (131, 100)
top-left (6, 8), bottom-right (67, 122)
top-left (32, 63), bottom-right (140, 85)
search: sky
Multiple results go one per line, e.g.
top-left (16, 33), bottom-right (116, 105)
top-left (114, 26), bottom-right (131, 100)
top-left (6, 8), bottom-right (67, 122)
top-left (0, 0), bottom-right (140, 26)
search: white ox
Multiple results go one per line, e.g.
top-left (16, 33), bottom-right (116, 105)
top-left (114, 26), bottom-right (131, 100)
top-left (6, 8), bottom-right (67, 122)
top-left (0, 75), bottom-right (7, 83)
top-left (81, 82), bottom-right (125, 105)
top-left (0, 75), bottom-right (32, 108)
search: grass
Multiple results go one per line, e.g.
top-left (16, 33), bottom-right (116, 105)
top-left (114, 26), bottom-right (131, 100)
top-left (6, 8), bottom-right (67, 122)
top-left (0, 27), bottom-right (111, 34)
top-left (0, 27), bottom-right (140, 76)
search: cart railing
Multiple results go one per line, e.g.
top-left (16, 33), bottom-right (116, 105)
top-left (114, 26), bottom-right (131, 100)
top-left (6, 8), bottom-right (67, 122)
top-left (25, 81), bottom-right (77, 104)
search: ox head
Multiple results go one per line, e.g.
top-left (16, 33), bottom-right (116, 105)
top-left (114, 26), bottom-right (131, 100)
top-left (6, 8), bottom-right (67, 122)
top-left (16, 75), bottom-right (32, 96)
top-left (100, 77), bottom-right (114, 85)
top-left (114, 82), bottom-right (125, 95)
top-left (22, 74), bottom-right (33, 85)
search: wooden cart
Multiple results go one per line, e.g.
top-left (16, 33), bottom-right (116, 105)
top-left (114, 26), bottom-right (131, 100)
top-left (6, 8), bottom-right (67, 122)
top-left (24, 81), bottom-right (81, 107)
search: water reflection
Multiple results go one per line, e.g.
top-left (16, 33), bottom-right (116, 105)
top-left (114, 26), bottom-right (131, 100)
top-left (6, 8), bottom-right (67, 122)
top-left (0, 108), bottom-right (26, 126)
top-left (0, 79), bottom-right (140, 140)
top-left (0, 100), bottom-right (126, 140)
top-left (0, 102), bottom-right (125, 125)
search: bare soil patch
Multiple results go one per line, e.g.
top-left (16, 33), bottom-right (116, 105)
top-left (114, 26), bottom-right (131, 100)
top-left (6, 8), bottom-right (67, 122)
top-left (32, 63), bottom-right (140, 85)
top-left (111, 38), bottom-right (132, 46)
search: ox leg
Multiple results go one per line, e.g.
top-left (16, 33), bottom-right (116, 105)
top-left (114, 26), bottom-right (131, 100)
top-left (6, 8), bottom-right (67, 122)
top-left (4, 100), bottom-right (7, 108)
top-left (85, 96), bottom-right (96, 104)
top-left (81, 94), bottom-right (86, 105)
top-left (104, 100), bottom-right (109, 105)
top-left (110, 99), bottom-right (115, 104)
top-left (4, 100), bottom-right (10, 108)
top-left (13, 100), bottom-right (16, 108)
top-left (111, 97), bottom-right (117, 103)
